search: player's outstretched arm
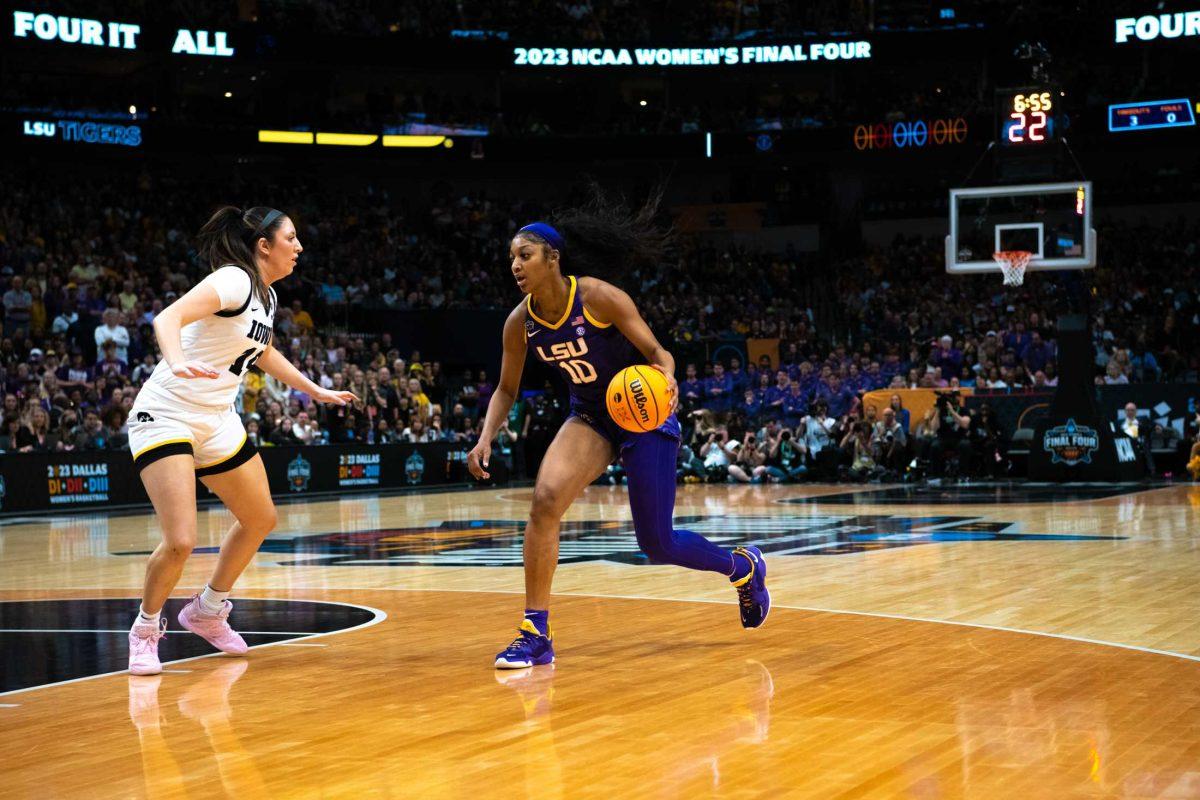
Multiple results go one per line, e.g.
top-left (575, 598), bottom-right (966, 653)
top-left (257, 345), bottom-right (356, 406)
top-left (580, 278), bottom-right (678, 413)
top-left (468, 303), bottom-right (528, 480)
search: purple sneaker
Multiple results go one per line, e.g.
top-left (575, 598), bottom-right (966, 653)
top-left (177, 595), bottom-right (248, 655)
top-left (494, 618), bottom-right (555, 669)
top-left (732, 546), bottom-right (770, 628)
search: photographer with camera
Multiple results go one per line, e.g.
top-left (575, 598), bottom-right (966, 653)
top-left (802, 401), bottom-right (838, 480)
top-left (871, 406), bottom-right (908, 475)
top-left (762, 424), bottom-right (808, 482)
top-left (928, 390), bottom-right (973, 479)
top-left (727, 430), bottom-right (767, 483)
top-left (841, 420), bottom-right (881, 482)
top-left (699, 426), bottom-right (737, 483)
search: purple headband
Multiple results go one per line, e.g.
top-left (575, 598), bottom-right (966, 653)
top-left (517, 222), bottom-right (564, 254)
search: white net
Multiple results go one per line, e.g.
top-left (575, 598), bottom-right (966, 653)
top-left (993, 250), bottom-right (1031, 287)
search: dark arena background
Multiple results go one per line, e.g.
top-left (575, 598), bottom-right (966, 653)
top-left (2, 1), bottom-right (1200, 797)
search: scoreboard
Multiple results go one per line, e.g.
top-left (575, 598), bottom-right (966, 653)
top-left (1108, 99), bottom-right (1196, 132)
top-left (997, 88), bottom-right (1059, 145)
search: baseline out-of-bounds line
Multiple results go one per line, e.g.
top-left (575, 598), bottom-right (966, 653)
top-left (342, 585), bottom-right (1200, 665)
top-left (0, 598), bottom-right (388, 699)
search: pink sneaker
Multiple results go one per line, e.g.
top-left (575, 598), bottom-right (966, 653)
top-left (128, 619), bottom-right (167, 676)
top-left (177, 595), bottom-right (248, 655)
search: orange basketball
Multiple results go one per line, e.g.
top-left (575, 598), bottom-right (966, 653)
top-left (606, 365), bottom-right (672, 433)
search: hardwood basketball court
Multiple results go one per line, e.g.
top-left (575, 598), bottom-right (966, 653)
top-left (2, 482), bottom-right (1199, 798)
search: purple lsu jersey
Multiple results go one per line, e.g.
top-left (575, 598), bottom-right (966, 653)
top-left (525, 275), bottom-right (678, 447)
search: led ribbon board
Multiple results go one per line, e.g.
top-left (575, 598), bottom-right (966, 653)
top-left (512, 42), bottom-right (871, 67)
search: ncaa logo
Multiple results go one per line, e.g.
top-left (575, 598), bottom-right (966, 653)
top-left (405, 451), bottom-right (426, 485)
top-left (576, 326), bottom-right (586, 336)
top-left (287, 455), bottom-right (311, 492)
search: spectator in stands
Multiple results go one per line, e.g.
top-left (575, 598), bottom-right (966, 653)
top-left (72, 409), bottom-right (107, 450)
top-left (781, 380), bottom-right (807, 429)
top-left (680, 363), bottom-right (703, 415)
top-left (1120, 402), bottom-right (1154, 475)
top-left (94, 309), bottom-right (130, 364)
top-left (727, 357), bottom-right (748, 395)
top-left (737, 388), bottom-right (761, 428)
top-left (0, 413), bottom-right (29, 451)
top-left (100, 405), bottom-right (129, 451)
top-left (765, 371), bottom-right (790, 418)
top-left (704, 362), bottom-right (733, 415)
top-left (292, 411), bottom-right (321, 445)
top-left (1021, 331), bottom-right (1055, 374)
top-left (3, 276), bottom-right (33, 338)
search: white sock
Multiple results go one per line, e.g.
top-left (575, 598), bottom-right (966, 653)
top-left (199, 584), bottom-right (230, 614)
top-left (136, 606), bottom-right (160, 627)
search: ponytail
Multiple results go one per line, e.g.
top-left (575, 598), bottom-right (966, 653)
top-left (519, 186), bottom-right (670, 283)
top-left (195, 205), bottom-right (285, 307)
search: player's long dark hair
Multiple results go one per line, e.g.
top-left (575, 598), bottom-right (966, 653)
top-left (529, 186), bottom-right (671, 283)
top-left (195, 206), bottom-right (285, 305)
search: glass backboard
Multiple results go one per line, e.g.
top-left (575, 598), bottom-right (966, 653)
top-left (946, 181), bottom-right (1096, 274)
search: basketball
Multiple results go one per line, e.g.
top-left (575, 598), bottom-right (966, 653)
top-left (606, 365), bottom-right (671, 432)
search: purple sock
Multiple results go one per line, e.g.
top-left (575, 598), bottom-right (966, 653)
top-left (524, 609), bottom-right (549, 637)
top-left (622, 431), bottom-right (738, 575)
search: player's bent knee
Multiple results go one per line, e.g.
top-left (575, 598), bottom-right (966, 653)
top-left (253, 505), bottom-right (278, 535)
top-left (162, 535), bottom-right (196, 560)
top-left (530, 484), bottom-right (569, 521)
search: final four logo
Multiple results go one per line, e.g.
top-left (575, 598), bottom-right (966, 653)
top-left (287, 455), bottom-right (311, 492)
top-left (405, 451), bottom-right (426, 485)
top-left (1043, 418), bottom-right (1100, 466)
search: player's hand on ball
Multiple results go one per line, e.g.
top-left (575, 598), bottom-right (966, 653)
top-left (172, 360), bottom-right (220, 379)
top-left (314, 388), bottom-right (358, 406)
top-left (467, 441), bottom-right (491, 480)
top-left (649, 365), bottom-right (679, 414)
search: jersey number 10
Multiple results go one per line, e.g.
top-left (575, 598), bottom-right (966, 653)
top-left (558, 359), bottom-right (597, 384)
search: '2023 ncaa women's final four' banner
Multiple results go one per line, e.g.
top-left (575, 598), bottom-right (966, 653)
top-left (0, 443), bottom-right (470, 515)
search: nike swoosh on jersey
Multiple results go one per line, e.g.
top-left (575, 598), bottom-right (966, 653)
top-left (526, 330), bottom-right (541, 338)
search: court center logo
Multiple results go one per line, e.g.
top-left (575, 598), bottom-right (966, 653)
top-left (287, 454), bottom-right (311, 492)
top-left (208, 514), bottom-right (1122, 567)
top-left (1043, 418), bottom-right (1100, 465)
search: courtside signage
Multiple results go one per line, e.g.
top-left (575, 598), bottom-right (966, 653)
top-left (513, 42), bottom-right (871, 67)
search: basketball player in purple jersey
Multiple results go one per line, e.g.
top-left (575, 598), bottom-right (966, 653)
top-left (468, 198), bottom-right (769, 668)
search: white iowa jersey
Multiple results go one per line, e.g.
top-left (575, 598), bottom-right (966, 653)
top-left (143, 266), bottom-right (276, 409)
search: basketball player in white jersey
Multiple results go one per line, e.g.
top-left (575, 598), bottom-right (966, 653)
top-left (126, 206), bottom-right (355, 675)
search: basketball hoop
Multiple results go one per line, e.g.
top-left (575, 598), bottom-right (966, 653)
top-left (993, 250), bottom-right (1031, 287)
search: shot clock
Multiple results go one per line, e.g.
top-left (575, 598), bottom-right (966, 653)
top-left (998, 87), bottom-right (1059, 145)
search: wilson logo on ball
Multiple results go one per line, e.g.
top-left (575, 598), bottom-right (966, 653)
top-left (629, 379), bottom-right (650, 422)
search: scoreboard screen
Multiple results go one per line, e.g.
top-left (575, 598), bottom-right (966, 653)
top-left (1108, 99), bottom-right (1196, 132)
top-left (998, 88), bottom-right (1058, 145)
